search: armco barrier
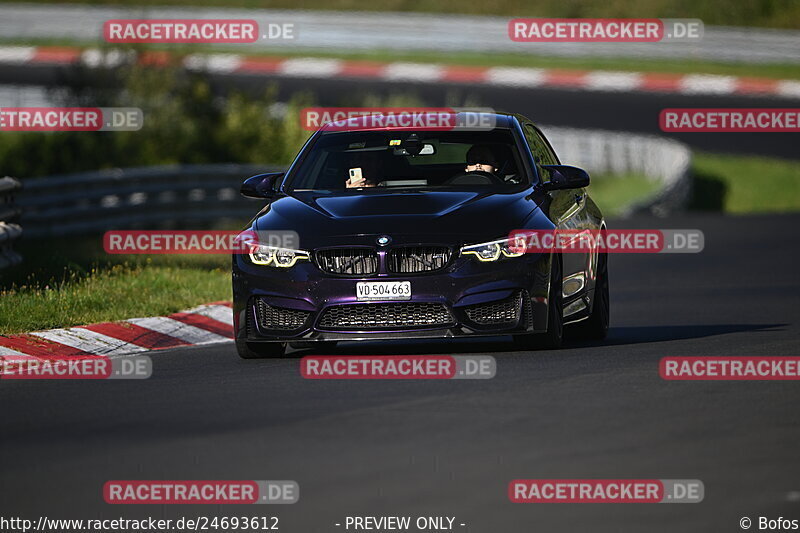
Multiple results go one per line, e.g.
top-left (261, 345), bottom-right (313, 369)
top-left (0, 176), bottom-right (23, 268)
top-left (14, 128), bottom-right (691, 240)
top-left (16, 164), bottom-right (280, 239)
top-left (541, 126), bottom-right (692, 216)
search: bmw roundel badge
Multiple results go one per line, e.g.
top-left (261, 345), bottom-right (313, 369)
top-left (377, 235), bottom-right (392, 246)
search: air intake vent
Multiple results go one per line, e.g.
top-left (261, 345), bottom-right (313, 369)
top-left (387, 246), bottom-right (451, 273)
top-left (316, 248), bottom-right (378, 275)
top-left (318, 302), bottom-right (454, 330)
top-left (255, 298), bottom-right (310, 331)
top-left (464, 291), bottom-right (523, 325)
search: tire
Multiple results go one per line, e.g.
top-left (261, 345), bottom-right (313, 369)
top-left (514, 254), bottom-right (563, 350)
top-left (572, 251), bottom-right (610, 340)
top-left (236, 340), bottom-right (286, 359)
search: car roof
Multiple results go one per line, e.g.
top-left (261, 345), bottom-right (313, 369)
top-left (317, 111), bottom-right (520, 132)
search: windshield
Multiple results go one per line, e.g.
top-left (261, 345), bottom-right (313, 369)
top-left (286, 129), bottom-right (527, 192)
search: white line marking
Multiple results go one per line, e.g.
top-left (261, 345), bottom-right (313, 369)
top-left (584, 71), bottom-right (644, 92)
top-left (278, 58), bottom-right (343, 77)
top-left (184, 53), bottom-right (242, 73)
top-left (383, 62), bottom-right (444, 82)
top-left (126, 316), bottom-right (230, 345)
top-left (0, 346), bottom-right (37, 358)
top-left (679, 74), bottom-right (737, 95)
top-left (81, 48), bottom-right (132, 68)
top-left (485, 67), bottom-right (546, 87)
top-left (776, 80), bottom-right (800, 99)
top-left (0, 46), bottom-right (36, 64)
top-left (183, 304), bottom-right (234, 326)
top-left (31, 329), bottom-right (148, 356)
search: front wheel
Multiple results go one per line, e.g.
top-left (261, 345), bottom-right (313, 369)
top-left (236, 340), bottom-right (286, 359)
top-left (514, 254), bottom-right (563, 350)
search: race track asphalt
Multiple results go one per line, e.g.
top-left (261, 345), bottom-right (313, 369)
top-left (2, 212), bottom-right (799, 532)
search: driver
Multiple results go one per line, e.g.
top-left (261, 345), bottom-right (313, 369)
top-left (464, 144), bottom-right (500, 176)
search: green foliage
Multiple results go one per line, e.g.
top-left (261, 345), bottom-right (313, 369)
top-left (0, 52), bottom-right (314, 178)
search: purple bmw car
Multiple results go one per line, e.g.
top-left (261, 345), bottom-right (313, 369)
top-left (232, 112), bottom-right (608, 358)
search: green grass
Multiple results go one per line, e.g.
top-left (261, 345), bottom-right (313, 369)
top-left (588, 174), bottom-right (662, 216)
top-left (0, 236), bottom-right (231, 335)
top-left (0, 264), bottom-right (230, 335)
top-left (691, 152), bottom-right (800, 213)
top-left (7, 0), bottom-right (800, 29)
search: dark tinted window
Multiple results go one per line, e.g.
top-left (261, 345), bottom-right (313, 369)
top-left (522, 123), bottom-right (558, 165)
top-left (287, 129), bottom-right (527, 191)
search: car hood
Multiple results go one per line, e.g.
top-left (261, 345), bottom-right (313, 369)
top-left (253, 189), bottom-right (540, 248)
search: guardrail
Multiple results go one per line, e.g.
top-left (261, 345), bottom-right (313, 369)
top-left (0, 176), bottom-right (23, 268)
top-left (17, 164), bottom-right (281, 239)
top-left (14, 128), bottom-right (691, 240)
top-left (542, 126), bottom-right (692, 217)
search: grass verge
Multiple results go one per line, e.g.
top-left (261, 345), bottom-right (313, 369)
top-left (0, 236), bottom-right (231, 335)
top-left (690, 152), bottom-right (800, 213)
top-left (0, 264), bottom-right (230, 335)
top-left (587, 174), bottom-right (662, 217)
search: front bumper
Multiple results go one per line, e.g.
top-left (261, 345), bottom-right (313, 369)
top-left (232, 251), bottom-right (552, 343)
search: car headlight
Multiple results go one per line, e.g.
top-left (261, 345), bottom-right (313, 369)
top-left (460, 236), bottom-right (527, 261)
top-left (248, 244), bottom-right (310, 268)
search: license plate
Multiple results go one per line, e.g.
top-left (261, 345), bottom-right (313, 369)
top-left (356, 281), bottom-right (412, 301)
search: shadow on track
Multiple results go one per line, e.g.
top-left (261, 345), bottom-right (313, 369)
top-left (572, 323), bottom-right (786, 348)
top-left (287, 323), bottom-right (786, 356)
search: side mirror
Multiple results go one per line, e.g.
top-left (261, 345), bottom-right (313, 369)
top-left (241, 172), bottom-right (284, 199)
top-left (540, 165), bottom-right (590, 191)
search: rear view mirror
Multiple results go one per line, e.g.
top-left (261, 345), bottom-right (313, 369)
top-left (393, 143), bottom-right (436, 156)
top-left (540, 165), bottom-right (590, 191)
top-left (419, 143), bottom-right (436, 155)
top-left (241, 172), bottom-right (284, 199)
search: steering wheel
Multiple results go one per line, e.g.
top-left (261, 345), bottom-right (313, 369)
top-left (445, 170), bottom-right (505, 186)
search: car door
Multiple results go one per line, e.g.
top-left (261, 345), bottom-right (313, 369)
top-left (521, 123), bottom-right (593, 307)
